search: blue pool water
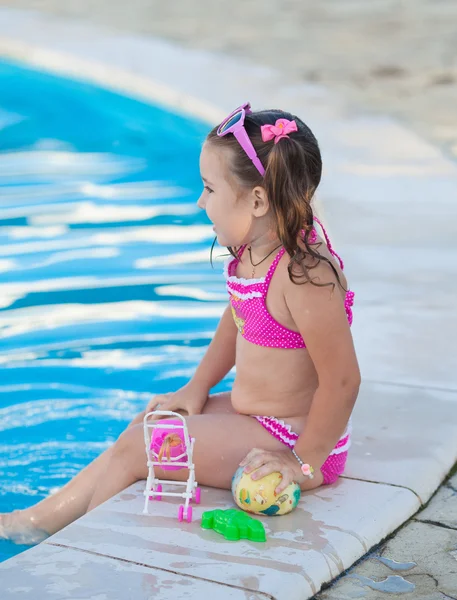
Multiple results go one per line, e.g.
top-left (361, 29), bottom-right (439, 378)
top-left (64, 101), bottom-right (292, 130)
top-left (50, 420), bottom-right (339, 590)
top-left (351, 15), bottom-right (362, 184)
top-left (0, 60), bottom-right (230, 562)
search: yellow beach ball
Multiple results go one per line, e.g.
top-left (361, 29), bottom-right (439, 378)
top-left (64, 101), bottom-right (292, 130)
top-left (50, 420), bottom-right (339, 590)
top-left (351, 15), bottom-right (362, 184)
top-left (231, 466), bottom-right (301, 516)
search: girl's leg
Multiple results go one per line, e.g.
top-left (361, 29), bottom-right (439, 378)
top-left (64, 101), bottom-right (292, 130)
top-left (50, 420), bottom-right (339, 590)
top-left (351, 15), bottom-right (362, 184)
top-left (87, 392), bottom-right (237, 509)
top-left (0, 392), bottom-right (234, 543)
top-left (0, 444), bottom-right (117, 544)
top-left (87, 403), bottom-right (323, 512)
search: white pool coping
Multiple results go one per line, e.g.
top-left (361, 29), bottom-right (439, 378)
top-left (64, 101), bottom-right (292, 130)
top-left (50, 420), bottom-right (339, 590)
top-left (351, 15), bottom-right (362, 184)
top-left (1, 8), bottom-right (457, 600)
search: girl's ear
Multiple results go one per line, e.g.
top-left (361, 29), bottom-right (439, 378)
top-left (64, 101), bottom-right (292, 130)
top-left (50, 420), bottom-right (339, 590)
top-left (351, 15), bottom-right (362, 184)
top-left (250, 186), bottom-right (270, 218)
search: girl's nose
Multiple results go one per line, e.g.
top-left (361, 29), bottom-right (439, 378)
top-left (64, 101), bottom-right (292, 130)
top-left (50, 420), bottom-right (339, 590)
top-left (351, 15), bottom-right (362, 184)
top-left (197, 194), bottom-right (205, 209)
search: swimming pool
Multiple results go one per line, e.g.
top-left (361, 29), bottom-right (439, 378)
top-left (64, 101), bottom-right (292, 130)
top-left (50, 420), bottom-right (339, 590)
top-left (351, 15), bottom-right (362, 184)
top-left (0, 60), bottom-right (230, 562)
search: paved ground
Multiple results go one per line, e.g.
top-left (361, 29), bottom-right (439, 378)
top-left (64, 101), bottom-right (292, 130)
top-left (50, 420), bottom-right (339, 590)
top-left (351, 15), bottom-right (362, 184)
top-left (1, 0), bottom-right (457, 164)
top-left (318, 469), bottom-right (457, 600)
top-left (0, 4), bottom-right (456, 599)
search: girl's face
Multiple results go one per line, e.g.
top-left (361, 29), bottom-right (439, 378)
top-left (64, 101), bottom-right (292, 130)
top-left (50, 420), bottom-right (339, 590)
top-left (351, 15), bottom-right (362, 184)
top-left (197, 143), bottom-right (254, 248)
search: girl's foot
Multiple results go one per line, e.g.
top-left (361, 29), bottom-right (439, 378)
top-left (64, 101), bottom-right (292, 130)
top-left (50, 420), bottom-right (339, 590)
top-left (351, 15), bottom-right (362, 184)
top-left (0, 510), bottom-right (49, 545)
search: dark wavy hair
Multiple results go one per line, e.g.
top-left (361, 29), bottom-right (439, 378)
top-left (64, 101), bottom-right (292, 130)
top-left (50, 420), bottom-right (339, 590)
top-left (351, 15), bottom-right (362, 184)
top-left (206, 108), bottom-right (346, 292)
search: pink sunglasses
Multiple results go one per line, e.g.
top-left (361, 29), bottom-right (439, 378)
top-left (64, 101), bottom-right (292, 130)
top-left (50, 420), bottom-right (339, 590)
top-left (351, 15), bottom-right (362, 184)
top-left (216, 102), bottom-right (266, 176)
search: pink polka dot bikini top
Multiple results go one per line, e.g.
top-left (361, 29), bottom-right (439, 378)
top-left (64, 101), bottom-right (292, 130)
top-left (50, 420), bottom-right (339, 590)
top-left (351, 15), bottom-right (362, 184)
top-left (224, 217), bottom-right (355, 349)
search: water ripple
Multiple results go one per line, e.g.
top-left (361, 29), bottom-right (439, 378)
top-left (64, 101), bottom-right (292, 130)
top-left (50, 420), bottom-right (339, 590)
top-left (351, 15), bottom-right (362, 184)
top-left (0, 59), bottom-right (222, 562)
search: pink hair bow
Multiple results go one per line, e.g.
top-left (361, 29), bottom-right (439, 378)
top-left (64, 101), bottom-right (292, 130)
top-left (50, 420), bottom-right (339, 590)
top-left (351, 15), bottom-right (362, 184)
top-left (260, 118), bottom-right (298, 144)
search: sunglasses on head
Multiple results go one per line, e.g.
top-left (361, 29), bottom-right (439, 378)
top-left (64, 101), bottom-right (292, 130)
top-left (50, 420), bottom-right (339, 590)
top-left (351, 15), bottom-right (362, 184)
top-left (216, 102), bottom-right (266, 176)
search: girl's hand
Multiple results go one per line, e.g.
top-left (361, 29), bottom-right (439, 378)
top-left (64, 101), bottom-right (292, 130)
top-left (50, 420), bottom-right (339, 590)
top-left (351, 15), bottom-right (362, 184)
top-left (145, 381), bottom-right (208, 417)
top-left (239, 448), bottom-right (306, 495)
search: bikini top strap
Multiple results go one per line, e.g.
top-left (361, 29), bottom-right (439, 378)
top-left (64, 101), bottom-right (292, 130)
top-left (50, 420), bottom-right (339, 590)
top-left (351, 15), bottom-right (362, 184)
top-left (301, 228), bottom-right (318, 245)
top-left (313, 216), bottom-right (345, 270)
top-left (264, 246), bottom-right (287, 287)
top-left (229, 245), bottom-right (247, 276)
top-left (237, 245), bottom-right (247, 259)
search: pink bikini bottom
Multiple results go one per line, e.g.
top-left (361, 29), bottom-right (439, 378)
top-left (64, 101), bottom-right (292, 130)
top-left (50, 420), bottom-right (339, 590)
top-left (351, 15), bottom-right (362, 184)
top-left (252, 415), bottom-right (352, 485)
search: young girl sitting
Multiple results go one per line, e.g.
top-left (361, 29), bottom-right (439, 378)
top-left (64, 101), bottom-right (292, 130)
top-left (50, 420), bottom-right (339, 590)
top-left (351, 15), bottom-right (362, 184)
top-left (0, 102), bottom-right (360, 545)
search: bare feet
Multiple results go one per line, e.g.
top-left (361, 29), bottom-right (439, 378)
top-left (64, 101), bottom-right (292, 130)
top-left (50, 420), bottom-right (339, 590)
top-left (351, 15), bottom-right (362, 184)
top-left (0, 510), bottom-right (49, 546)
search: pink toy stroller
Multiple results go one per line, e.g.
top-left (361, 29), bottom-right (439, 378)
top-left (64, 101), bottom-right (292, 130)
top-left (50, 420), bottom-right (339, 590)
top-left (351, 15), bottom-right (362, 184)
top-left (143, 410), bottom-right (201, 523)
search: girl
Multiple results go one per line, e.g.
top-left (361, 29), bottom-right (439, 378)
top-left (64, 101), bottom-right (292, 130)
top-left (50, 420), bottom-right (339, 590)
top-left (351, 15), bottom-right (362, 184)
top-left (0, 102), bottom-right (360, 545)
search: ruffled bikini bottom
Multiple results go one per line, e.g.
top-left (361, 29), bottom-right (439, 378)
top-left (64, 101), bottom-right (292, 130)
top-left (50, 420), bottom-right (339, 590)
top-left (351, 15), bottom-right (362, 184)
top-left (252, 415), bottom-right (352, 485)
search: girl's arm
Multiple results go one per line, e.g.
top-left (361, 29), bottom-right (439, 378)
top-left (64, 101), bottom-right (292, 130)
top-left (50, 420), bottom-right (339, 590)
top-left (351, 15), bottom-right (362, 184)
top-left (284, 262), bottom-right (361, 468)
top-left (191, 302), bottom-right (238, 393)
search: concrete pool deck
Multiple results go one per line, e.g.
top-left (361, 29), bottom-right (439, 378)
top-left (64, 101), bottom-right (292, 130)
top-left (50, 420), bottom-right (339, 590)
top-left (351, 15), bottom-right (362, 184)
top-left (0, 8), bottom-right (456, 599)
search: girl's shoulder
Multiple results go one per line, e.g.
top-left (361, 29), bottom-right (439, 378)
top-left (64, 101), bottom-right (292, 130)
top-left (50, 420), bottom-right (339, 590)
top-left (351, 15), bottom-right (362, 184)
top-left (277, 231), bottom-right (349, 293)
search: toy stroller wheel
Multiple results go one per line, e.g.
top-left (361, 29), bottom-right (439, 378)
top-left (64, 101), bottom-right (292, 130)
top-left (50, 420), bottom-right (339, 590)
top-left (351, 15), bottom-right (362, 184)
top-left (149, 483), bottom-right (162, 501)
top-left (178, 505), bottom-right (184, 522)
top-left (186, 505), bottom-right (193, 523)
top-left (194, 487), bottom-right (201, 504)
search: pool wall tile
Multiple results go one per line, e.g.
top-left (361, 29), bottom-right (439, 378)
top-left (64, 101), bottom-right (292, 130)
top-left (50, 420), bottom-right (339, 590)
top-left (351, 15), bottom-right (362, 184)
top-left (38, 479), bottom-right (419, 600)
top-left (0, 542), bottom-right (259, 599)
top-left (344, 381), bottom-right (457, 503)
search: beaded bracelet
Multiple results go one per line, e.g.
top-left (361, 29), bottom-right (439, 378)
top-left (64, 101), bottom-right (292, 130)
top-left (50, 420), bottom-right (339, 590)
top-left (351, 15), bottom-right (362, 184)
top-left (291, 449), bottom-right (315, 479)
